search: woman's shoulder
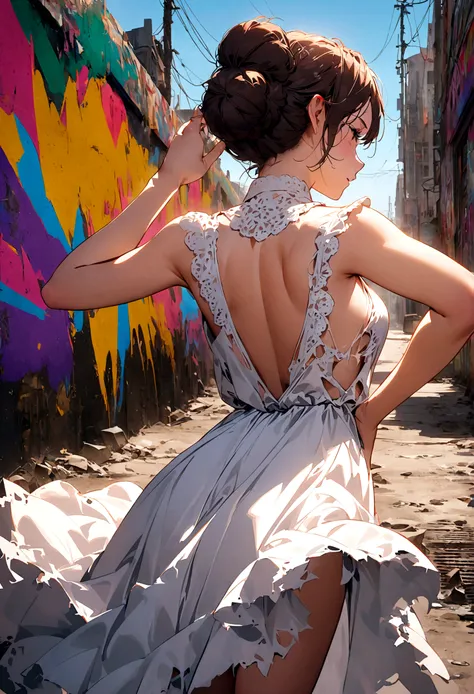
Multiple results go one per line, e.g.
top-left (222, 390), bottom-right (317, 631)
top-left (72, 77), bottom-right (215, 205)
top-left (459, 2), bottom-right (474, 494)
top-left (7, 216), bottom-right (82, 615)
top-left (301, 197), bottom-right (373, 238)
top-left (315, 196), bottom-right (372, 216)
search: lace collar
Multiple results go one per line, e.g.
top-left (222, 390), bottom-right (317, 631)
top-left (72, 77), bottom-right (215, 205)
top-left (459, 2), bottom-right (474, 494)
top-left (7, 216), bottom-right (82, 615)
top-left (227, 175), bottom-right (316, 241)
top-left (243, 175), bottom-right (312, 203)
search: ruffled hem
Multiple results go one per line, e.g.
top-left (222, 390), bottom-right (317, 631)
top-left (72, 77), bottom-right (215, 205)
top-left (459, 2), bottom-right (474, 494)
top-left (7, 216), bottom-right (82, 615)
top-left (0, 479), bottom-right (449, 694)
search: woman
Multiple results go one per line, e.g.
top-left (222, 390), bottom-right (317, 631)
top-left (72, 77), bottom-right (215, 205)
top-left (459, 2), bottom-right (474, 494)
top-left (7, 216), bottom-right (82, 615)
top-left (1, 19), bottom-right (473, 694)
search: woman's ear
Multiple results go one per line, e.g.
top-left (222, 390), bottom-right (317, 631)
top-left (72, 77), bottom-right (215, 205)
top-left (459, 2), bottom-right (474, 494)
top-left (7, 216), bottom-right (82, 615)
top-left (307, 94), bottom-right (325, 136)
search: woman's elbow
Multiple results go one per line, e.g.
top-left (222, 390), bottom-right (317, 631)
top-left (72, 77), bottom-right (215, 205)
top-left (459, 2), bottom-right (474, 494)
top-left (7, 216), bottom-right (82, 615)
top-left (447, 289), bottom-right (474, 337)
top-left (41, 282), bottom-right (60, 308)
top-left (42, 281), bottom-right (66, 310)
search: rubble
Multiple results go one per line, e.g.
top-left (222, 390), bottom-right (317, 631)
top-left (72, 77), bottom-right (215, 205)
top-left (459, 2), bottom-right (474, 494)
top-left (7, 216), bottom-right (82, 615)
top-left (167, 408), bottom-right (191, 425)
top-left (440, 568), bottom-right (468, 605)
top-left (2, 332), bottom-right (474, 690)
top-left (80, 442), bottom-right (111, 466)
top-left (64, 455), bottom-right (88, 472)
top-left (101, 426), bottom-right (128, 451)
top-left (456, 440), bottom-right (474, 450)
top-left (404, 528), bottom-right (427, 552)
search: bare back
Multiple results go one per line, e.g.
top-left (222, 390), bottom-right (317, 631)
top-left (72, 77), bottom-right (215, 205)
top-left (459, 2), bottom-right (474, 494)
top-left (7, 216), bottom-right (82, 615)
top-left (179, 178), bottom-right (382, 403)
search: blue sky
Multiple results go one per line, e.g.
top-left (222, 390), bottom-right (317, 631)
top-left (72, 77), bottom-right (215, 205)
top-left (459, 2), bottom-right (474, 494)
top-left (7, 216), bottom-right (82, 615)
top-left (106, 0), bottom-right (433, 217)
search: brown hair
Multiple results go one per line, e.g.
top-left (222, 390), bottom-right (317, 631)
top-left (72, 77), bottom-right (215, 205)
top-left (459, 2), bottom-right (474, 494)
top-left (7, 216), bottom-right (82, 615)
top-left (201, 19), bottom-right (384, 171)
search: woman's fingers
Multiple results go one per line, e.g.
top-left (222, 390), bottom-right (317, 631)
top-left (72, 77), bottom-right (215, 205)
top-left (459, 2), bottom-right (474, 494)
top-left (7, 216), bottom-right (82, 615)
top-left (202, 140), bottom-right (226, 169)
top-left (189, 108), bottom-right (204, 128)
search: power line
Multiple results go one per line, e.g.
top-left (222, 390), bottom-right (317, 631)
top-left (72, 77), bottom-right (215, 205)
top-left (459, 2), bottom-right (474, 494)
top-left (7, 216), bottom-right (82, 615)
top-left (180, 0), bottom-right (219, 43)
top-left (176, 56), bottom-right (205, 84)
top-left (369, 9), bottom-right (400, 63)
top-left (175, 4), bottom-right (215, 62)
top-left (173, 57), bottom-right (204, 88)
top-left (179, 8), bottom-right (213, 57)
top-left (172, 64), bottom-right (200, 107)
top-left (408, 0), bottom-right (434, 46)
top-left (175, 10), bottom-right (215, 63)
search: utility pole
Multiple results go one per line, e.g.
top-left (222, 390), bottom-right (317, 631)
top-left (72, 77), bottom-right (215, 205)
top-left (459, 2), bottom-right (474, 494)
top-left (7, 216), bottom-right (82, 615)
top-left (163, 0), bottom-right (173, 104)
top-left (396, 0), bottom-right (412, 320)
top-left (396, 0), bottom-right (410, 228)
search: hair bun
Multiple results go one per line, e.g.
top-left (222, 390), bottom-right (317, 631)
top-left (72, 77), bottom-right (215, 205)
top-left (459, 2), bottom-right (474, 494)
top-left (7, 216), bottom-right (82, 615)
top-left (201, 19), bottom-right (383, 172)
top-left (202, 20), bottom-right (293, 156)
top-left (218, 20), bottom-right (295, 82)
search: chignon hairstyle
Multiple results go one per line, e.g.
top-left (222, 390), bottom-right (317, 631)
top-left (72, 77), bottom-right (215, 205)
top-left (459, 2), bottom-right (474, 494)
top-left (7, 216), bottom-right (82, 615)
top-left (201, 19), bottom-right (384, 171)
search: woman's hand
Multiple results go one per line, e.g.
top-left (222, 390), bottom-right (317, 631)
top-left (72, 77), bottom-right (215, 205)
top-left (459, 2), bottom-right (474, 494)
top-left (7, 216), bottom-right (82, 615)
top-left (159, 108), bottom-right (226, 186)
top-left (354, 401), bottom-right (379, 471)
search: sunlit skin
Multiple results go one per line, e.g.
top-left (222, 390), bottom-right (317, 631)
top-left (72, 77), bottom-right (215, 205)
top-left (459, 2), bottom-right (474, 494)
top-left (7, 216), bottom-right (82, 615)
top-left (42, 94), bottom-right (474, 694)
top-left (260, 95), bottom-right (370, 199)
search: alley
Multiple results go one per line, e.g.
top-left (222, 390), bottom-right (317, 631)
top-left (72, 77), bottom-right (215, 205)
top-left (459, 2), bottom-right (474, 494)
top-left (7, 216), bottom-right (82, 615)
top-left (370, 333), bottom-right (474, 693)
top-left (12, 331), bottom-right (474, 692)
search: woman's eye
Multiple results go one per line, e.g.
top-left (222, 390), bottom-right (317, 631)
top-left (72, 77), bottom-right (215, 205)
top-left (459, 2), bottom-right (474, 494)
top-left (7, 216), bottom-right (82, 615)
top-left (350, 127), bottom-right (362, 142)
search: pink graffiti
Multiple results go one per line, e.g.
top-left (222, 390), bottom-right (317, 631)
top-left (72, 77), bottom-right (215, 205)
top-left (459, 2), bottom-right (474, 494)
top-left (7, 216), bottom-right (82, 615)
top-left (60, 102), bottom-right (67, 127)
top-left (0, 0), bottom-right (39, 152)
top-left (153, 287), bottom-right (183, 333)
top-left (187, 180), bottom-right (202, 209)
top-left (76, 65), bottom-right (89, 105)
top-left (0, 236), bottom-right (46, 308)
top-left (103, 199), bottom-right (122, 219)
top-left (116, 177), bottom-right (129, 211)
top-left (85, 209), bottom-right (95, 238)
top-left (101, 81), bottom-right (127, 146)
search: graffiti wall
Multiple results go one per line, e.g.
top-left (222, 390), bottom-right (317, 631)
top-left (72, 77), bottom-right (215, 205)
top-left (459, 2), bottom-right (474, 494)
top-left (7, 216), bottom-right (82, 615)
top-left (0, 0), bottom-right (239, 472)
top-left (437, 5), bottom-right (474, 387)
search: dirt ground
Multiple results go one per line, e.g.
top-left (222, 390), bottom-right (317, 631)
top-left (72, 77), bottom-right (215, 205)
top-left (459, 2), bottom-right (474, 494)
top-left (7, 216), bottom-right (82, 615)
top-left (56, 331), bottom-right (474, 692)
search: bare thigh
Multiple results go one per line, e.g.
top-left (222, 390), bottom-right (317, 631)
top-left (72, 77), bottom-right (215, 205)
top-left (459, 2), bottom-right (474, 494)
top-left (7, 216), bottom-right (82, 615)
top-left (192, 668), bottom-right (235, 694)
top-left (235, 552), bottom-right (345, 694)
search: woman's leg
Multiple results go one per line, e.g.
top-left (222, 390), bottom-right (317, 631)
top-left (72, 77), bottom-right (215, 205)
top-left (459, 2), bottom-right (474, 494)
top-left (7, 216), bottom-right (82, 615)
top-left (192, 667), bottom-right (235, 694)
top-left (235, 552), bottom-right (345, 694)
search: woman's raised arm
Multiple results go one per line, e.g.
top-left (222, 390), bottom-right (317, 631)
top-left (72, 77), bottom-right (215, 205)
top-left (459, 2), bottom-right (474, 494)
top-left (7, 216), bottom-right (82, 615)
top-left (42, 110), bottom-right (224, 310)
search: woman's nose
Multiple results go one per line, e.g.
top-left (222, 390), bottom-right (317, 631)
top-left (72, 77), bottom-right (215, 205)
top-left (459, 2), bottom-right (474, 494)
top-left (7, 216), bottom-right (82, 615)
top-left (356, 156), bottom-right (365, 173)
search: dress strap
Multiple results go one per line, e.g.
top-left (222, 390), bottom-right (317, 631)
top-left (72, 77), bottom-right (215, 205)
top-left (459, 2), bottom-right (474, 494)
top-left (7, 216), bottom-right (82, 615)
top-left (317, 197), bottom-right (371, 240)
top-left (180, 212), bottom-right (232, 333)
top-left (288, 197), bottom-right (372, 378)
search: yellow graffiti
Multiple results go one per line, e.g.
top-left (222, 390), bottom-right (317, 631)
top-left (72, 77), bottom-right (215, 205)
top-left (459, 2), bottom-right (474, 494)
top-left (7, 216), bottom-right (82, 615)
top-left (3, 64), bottom-right (237, 417)
top-left (88, 306), bottom-right (119, 411)
top-left (33, 71), bottom-right (155, 245)
top-left (32, 68), bottom-right (168, 410)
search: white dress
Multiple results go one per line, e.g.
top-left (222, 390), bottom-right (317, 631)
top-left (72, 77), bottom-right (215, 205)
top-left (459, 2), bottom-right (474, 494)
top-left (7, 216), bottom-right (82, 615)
top-left (0, 175), bottom-right (449, 693)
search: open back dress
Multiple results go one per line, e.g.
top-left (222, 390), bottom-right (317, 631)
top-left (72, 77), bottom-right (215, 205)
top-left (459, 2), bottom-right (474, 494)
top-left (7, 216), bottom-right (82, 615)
top-left (0, 175), bottom-right (448, 693)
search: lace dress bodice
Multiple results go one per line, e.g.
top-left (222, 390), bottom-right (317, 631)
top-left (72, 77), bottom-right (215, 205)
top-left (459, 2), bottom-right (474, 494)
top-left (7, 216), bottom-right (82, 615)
top-left (181, 175), bottom-right (389, 413)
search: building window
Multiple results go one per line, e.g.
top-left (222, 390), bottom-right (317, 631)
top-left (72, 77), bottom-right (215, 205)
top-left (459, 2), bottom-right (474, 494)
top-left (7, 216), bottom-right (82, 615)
top-left (423, 165), bottom-right (430, 177)
top-left (427, 70), bottom-right (434, 85)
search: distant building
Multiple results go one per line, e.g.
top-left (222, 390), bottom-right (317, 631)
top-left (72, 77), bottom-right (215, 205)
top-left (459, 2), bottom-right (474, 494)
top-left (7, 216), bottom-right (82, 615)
top-left (398, 27), bottom-right (436, 244)
top-left (395, 20), bottom-right (438, 326)
top-left (126, 19), bottom-right (166, 95)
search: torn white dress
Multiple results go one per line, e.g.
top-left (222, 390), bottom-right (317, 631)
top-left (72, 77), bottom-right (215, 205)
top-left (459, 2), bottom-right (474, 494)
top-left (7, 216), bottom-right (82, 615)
top-left (0, 174), bottom-right (448, 693)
